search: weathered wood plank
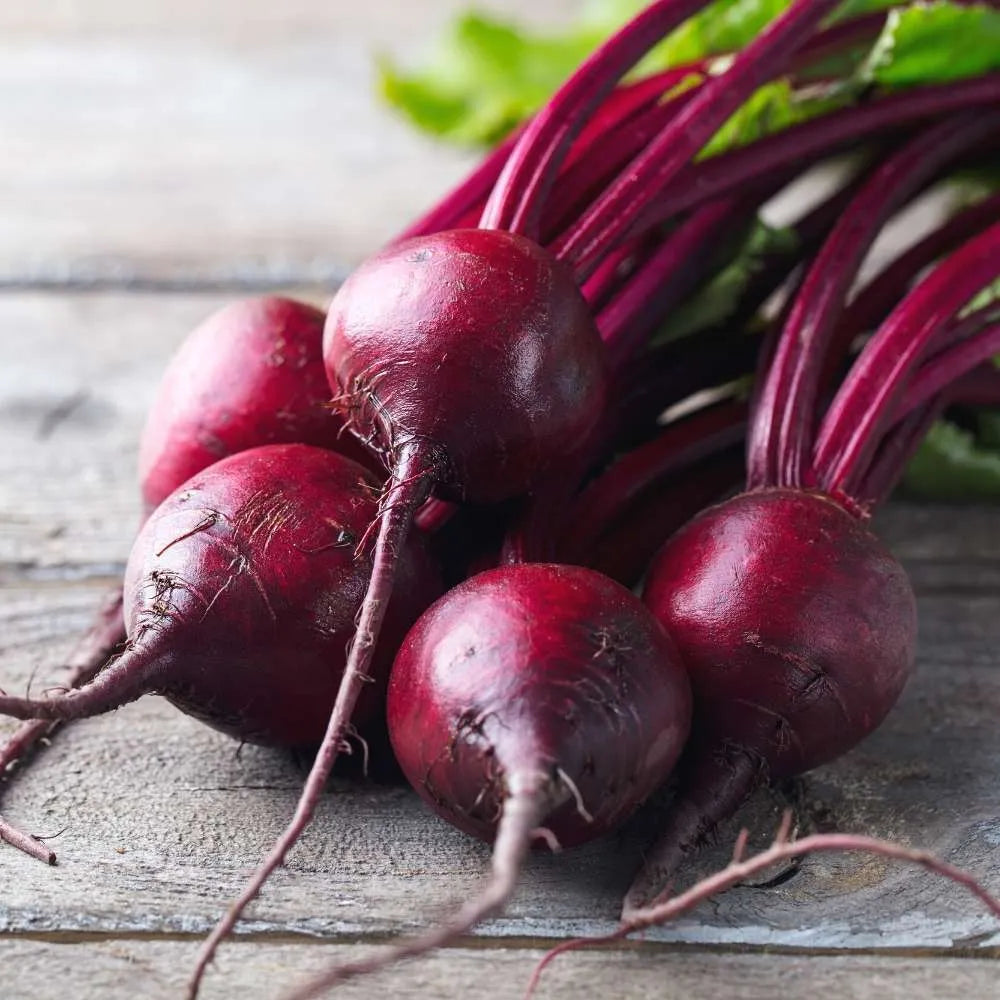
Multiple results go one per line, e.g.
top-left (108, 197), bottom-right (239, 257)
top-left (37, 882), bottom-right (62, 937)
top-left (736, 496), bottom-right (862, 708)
top-left (3, 2), bottom-right (998, 995)
top-left (0, 1), bottom-right (580, 286)
top-left (2, 572), bottom-right (999, 949)
top-left (2, 0), bottom-right (577, 35)
top-left (4, 939), bottom-right (998, 1000)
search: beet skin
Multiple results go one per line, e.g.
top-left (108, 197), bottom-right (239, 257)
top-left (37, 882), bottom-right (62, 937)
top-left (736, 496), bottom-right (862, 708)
top-left (388, 563), bottom-right (692, 848)
top-left (139, 297), bottom-right (367, 512)
top-left (324, 228), bottom-right (609, 504)
top-left (127, 444), bottom-right (438, 747)
top-left (643, 488), bottom-right (916, 779)
top-left (0, 444), bottom-right (439, 751)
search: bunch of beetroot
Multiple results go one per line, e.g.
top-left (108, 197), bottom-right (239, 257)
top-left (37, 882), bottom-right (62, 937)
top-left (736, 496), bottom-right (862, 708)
top-left (2, 2), bottom-right (1000, 997)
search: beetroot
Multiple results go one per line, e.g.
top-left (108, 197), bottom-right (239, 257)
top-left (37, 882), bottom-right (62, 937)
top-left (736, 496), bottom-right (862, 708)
top-left (281, 563), bottom-right (691, 998)
top-left (624, 126), bottom-right (1000, 911)
top-left (646, 491), bottom-right (914, 779)
top-left (633, 488), bottom-right (916, 895)
top-left (390, 563), bottom-right (690, 846)
top-left (328, 229), bottom-right (607, 503)
top-left (181, 5), bottom-right (1000, 991)
top-left (138, 296), bottom-right (368, 512)
top-left (0, 444), bottom-right (438, 748)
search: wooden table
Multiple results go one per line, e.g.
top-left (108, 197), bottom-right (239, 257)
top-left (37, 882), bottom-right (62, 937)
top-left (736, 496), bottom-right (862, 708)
top-left (2, 3), bottom-right (999, 997)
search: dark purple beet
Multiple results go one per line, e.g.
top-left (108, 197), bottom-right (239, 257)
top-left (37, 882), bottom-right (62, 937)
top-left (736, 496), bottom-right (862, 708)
top-left (0, 444), bottom-right (439, 749)
top-left (139, 297), bottom-right (369, 513)
top-left (275, 563), bottom-right (690, 995)
top-left (645, 489), bottom-right (915, 777)
top-left (326, 228), bottom-right (608, 503)
top-left (390, 562), bottom-right (692, 848)
top-left (626, 488), bottom-right (916, 908)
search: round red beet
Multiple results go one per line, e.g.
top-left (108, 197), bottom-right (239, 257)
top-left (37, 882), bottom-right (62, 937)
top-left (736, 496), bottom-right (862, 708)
top-left (324, 228), bottom-right (608, 504)
top-left (140, 297), bottom-right (367, 512)
top-left (388, 562), bottom-right (691, 848)
top-left (643, 488), bottom-right (916, 779)
top-left (0, 445), bottom-right (440, 750)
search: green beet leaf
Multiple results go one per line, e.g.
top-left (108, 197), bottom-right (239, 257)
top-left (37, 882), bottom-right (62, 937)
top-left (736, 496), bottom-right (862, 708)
top-left (903, 418), bottom-right (1000, 499)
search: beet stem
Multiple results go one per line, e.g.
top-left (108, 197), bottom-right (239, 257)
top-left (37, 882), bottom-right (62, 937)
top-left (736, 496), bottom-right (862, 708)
top-left (858, 397), bottom-right (947, 510)
top-left (540, 85), bottom-right (699, 245)
top-left (747, 114), bottom-right (998, 491)
top-left (480, 0), bottom-right (713, 238)
top-left (853, 310), bottom-right (1000, 506)
top-left (838, 190), bottom-right (1000, 340)
top-left (578, 451), bottom-right (743, 588)
top-left (186, 443), bottom-right (434, 1000)
top-left (0, 589), bottom-right (125, 864)
top-left (580, 241), bottom-right (638, 314)
top-left (896, 315), bottom-right (1000, 422)
top-left (527, 10), bottom-right (883, 250)
top-left (599, 198), bottom-right (743, 371)
top-left (554, 0), bottom-right (841, 278)
top-left (814, 219), bottom-right (1000, 497)
top-left (633, 75), bottom-right (1000, 236)
top-left (561, 402), bottom-right (747, 566)
top-left (279, 770), bottom-right (564, 1000)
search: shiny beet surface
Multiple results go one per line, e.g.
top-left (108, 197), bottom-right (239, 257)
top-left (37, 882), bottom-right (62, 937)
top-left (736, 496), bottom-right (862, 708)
top-left (388, 563), bottom-right (691, 847)
top-left (140, 297), bottom-right (368, 512)
top-left (126, 444), bottom-right (440, 747)
top-left (323, 229), bottom-right (609, 504)
top-left (643, 488), bottom-right (917, 778)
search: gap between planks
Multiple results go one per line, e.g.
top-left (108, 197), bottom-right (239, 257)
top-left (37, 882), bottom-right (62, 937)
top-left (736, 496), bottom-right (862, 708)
top-left (2, 928), bottom-right (999, 961)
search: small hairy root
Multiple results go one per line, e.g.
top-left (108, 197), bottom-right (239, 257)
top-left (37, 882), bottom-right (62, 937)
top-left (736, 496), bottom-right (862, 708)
top-left (0, 590), bottom-right (125, 863)
top-left (524, 813), bottom-right (1000, 999)
top-left (279, 772), bottom-right (564, 1000)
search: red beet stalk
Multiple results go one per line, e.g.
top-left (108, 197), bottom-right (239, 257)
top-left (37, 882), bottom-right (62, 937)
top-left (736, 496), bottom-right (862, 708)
top-left (480, 0), bottom-right (717, 238)
top-left (633, 75), bottom-right (1000, 236)
top-left (552, 0), bottom-right (843, 278)
top-left (748, 114), bottom-right (1000, 491)
top-left (815, 220), bottom-right (1000, 499)
top-left (559, 401), bottom-right (747, 567)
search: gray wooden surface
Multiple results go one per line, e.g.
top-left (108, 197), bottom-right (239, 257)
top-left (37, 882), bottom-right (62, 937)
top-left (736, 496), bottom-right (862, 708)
top-left (2, 2), bottom-right (999, 999)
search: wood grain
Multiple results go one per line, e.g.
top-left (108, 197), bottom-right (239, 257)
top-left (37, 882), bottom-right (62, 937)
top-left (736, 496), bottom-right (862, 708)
top-left (0, 1), bottom-right (579, 288)
top-left (6, 939), bottom-right (1000, 1000)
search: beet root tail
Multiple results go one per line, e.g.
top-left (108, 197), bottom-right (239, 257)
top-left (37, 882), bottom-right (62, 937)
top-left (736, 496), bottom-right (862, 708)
top-left (281, 770), bottom-right (565, 1000)
top-left (186, 445), bottom-right (434, 1000)
top-left (0, 588), bottom-right (126, 863)
top-left (622, 744), bottom-right (763, 916)
top-left (0, 630), bottom-right (153, 723)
